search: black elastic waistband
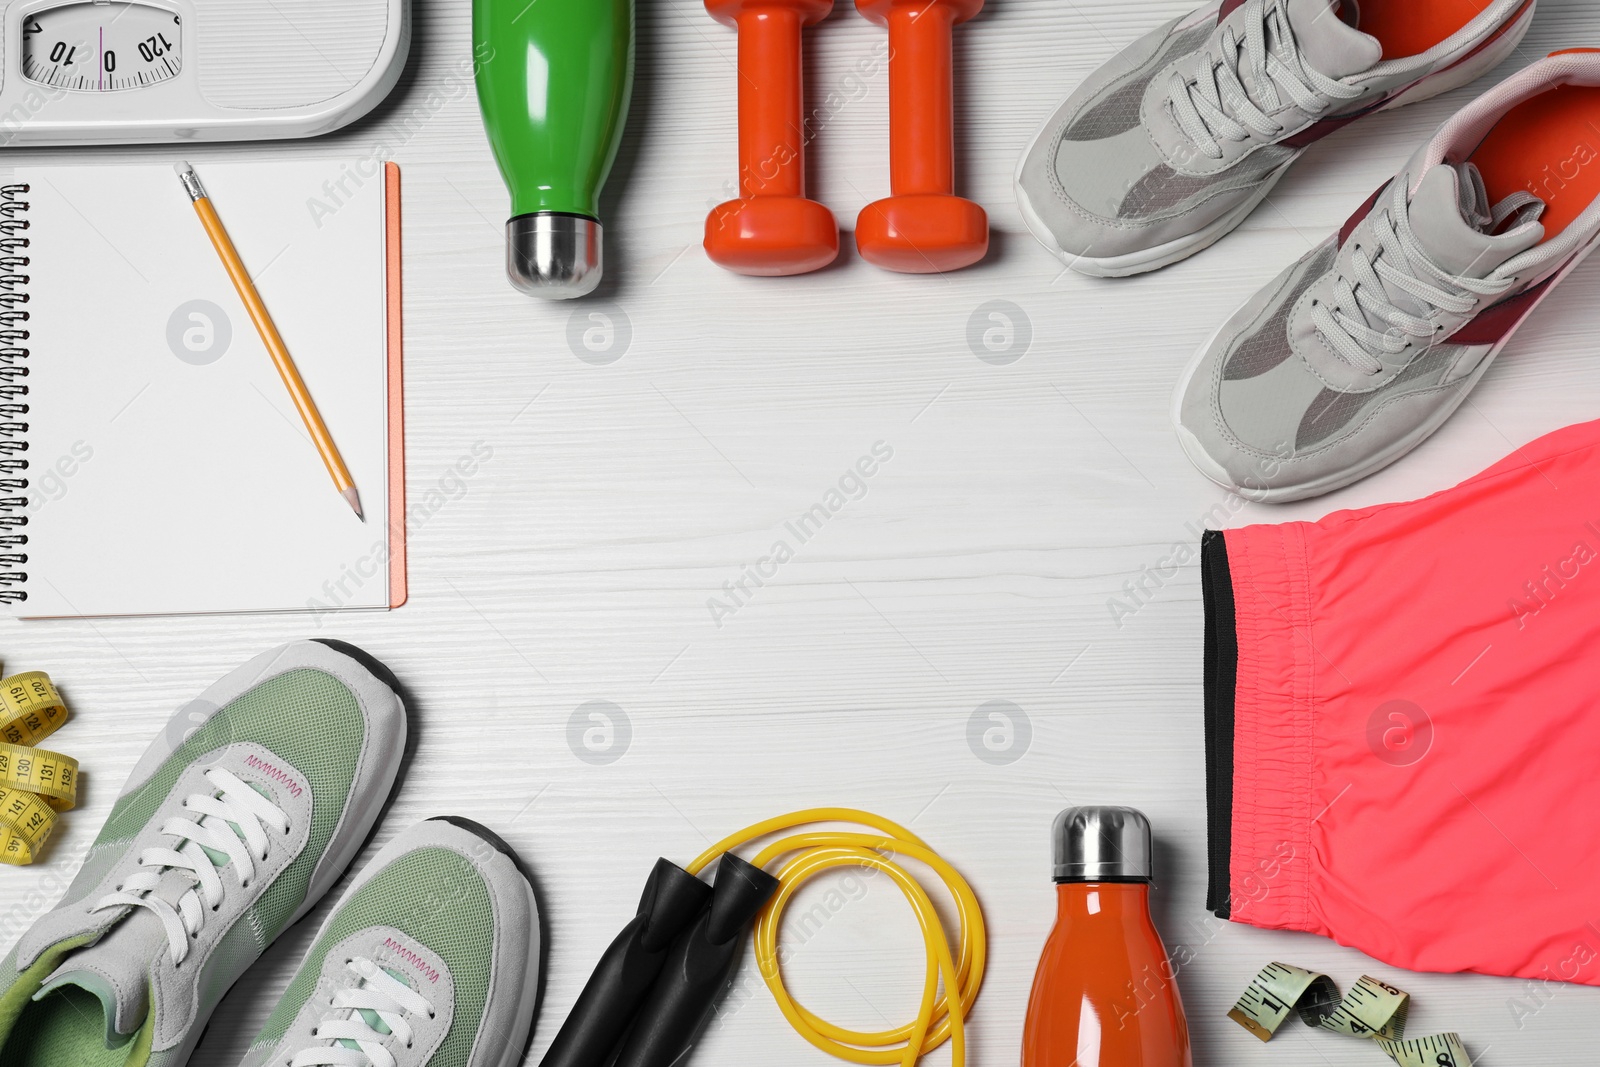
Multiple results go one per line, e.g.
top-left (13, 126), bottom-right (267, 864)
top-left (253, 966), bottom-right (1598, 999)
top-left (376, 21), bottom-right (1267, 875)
top-left (1201, 529), bottom-right (1237, 919)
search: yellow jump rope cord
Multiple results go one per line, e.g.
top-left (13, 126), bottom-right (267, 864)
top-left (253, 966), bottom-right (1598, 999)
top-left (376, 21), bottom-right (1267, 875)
top-left (686, 808), bottom-right (986, 1067)
top-left (0, 670), bottom-right (76, 866)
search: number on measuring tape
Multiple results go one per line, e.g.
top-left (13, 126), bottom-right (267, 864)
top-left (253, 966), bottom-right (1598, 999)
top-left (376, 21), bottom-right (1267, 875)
top-left (0, 670), bottom-right (76, 865)
top-left (1230, 963), bottom-right (1473, 1067)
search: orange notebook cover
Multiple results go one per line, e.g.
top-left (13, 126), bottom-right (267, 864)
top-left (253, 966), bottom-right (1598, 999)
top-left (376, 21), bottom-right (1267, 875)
top-left (385, 161), bottom-right (408, 610)
top-left (4, 159), bottom-right (405, 618)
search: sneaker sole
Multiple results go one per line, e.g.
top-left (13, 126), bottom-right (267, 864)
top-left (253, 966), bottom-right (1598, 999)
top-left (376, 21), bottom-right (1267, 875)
top-left (1172, 229), bottom-right (1600, 503)
top-left (1013, 2), bottom-right (1535, 278)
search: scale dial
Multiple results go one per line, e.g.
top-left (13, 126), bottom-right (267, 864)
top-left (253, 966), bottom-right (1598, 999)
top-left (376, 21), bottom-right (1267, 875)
top-left (22, 1), bottom-right (180, 92)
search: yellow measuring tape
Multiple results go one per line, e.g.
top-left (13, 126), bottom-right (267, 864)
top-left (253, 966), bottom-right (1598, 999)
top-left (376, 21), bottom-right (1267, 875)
top-left (686, 809), bottom-right (986, 1067)
top-left (1230, 962), bottom-right (1472, 1066)
top-left (0, 670), bottom-right (76, 865)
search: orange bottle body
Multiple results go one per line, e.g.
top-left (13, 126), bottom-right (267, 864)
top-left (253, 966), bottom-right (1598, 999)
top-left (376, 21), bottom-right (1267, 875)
top-left (1022, 882), bottom-right (1192, 1067)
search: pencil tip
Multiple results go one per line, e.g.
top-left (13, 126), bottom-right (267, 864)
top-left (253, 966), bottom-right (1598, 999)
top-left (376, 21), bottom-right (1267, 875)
top-left (342, 487), bottom-right (365, 522)
top-left (174, 160), bottom-right (193, 176)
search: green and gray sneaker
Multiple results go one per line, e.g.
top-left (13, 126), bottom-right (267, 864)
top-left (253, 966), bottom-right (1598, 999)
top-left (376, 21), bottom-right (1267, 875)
top-left (239, 817), bottom-right (542, 1067)
top-left (0, 639), bottom-right (408, 1067)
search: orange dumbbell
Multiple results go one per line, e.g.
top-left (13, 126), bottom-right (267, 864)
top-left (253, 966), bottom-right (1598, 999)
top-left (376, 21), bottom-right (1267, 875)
top-left (704, 0), bottom-right (839, 276)
top-left (855, 0), bottom-right (988, 273)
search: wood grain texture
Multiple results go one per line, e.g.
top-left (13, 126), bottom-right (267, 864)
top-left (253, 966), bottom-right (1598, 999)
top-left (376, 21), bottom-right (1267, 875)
top-left (5, 1), bottom-right (1600, 1063)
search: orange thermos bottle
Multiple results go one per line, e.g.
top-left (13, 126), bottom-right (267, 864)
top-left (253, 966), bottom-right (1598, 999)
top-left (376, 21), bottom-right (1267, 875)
top-left (1022, 807), bottom-right (1192, 1067)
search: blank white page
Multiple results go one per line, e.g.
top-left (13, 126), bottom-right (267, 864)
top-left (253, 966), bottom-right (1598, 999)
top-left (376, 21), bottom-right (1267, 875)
top-left (17, 160), bottom-right (391, 617)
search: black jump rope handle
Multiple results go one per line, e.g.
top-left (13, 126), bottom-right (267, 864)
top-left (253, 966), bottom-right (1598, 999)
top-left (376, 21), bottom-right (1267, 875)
top-left (538, 858), bottom-right (713, 1067)
top-left (539, 853), bottom-right (780, 1067)
top-left (610, 853), bottom-right (779, 1067)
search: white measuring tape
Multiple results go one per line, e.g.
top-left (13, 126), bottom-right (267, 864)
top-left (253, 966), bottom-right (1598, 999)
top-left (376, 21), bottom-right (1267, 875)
top-left (1229, 962), bottom-right (1471, 1067)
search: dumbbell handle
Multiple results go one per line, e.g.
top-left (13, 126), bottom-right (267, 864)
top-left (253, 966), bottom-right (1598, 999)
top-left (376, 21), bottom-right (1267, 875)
top-left (886, 4), bottom-right (958, 196)
top-left (735, 7), bottom-right (807, 201)
top-left (704, 0), bottom-right (836, 276)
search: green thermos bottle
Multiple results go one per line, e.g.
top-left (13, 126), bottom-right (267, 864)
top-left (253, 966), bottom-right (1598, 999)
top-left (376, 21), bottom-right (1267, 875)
top-left (472, 0), bottom-right (635, 299)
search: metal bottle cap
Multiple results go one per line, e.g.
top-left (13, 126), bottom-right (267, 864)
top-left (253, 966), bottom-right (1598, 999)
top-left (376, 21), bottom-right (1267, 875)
top-left (1052, 806), bottom-right (1154, 882)
top-left (506, 213), bottom-right (603, 299)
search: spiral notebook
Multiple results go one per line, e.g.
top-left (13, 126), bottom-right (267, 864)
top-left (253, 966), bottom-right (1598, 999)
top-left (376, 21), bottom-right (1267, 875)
top-left (0, 160), bottom-right (406, 619)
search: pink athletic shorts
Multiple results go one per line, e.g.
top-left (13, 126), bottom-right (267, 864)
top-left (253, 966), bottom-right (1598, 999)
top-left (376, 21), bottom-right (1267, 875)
top-left (1203, 418), bottom-right (1600, 986)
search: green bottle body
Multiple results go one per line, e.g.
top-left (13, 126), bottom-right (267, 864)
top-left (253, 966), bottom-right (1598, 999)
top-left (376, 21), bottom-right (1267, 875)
top-left (472, 0), bottom-right (635, 221)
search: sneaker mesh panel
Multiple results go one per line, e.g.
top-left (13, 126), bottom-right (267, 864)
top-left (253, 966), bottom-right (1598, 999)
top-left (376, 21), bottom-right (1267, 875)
top-left (1119, 146), bottom-right (1295, 219)
top-left (1223, 241), bottom-right (1338, 381)
top-left (40, 841), bottom-right (129, 920)
top-left (97, 670), bottom-right (367, 942)
top-left (1064, 22), bottom-right (1213, 142)
top-left (247, 848), bottom-right (494, 1067)
top-left (1296, 344), bottom-right (1465, 447)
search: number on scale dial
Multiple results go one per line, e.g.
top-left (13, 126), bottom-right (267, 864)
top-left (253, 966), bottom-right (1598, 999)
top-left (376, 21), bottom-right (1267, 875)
top-left (22, 2), bottom-right (180, 91)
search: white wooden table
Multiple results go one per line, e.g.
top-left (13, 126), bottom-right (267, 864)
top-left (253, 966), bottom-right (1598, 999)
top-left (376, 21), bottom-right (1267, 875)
top-left (5, 1), bottom-right (1600, 1063)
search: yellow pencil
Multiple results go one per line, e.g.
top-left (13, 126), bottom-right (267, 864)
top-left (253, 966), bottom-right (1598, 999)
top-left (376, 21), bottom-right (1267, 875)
top-left (175, 161), bottom-right (364, 521)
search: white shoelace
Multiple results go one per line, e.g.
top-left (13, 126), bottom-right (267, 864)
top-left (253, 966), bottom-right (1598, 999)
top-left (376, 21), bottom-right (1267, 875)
top-left (1312, 180), bottom-right (1540, 374)
top-left (290, 957), bottom-right (435, 1067)
top-left (91, 766), bottom-right (290, 965)
top-left (1168, 0), bottom-right (1363, 158)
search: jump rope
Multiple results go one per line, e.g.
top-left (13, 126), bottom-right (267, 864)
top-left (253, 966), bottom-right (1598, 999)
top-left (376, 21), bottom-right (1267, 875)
top-left (0, 677), bottom-right (1484, 1067)
top-left (539, 808), bottom-right (986, 1067)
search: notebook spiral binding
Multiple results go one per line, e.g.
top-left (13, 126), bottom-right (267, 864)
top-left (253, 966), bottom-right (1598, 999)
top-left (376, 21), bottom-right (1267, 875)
top-left (0, 184), bottom-right (29, 604)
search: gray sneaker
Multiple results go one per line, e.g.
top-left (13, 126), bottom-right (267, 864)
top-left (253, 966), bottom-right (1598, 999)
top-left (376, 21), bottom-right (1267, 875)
top-left (1016, 0), bottom-right (1536, 277)
top-left (1175, 52), bottom-right (1600, 502)
top-left (0, 640), bottom-right (407, 1065)
top-left (238, 817), bottom-right (541, 1067)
